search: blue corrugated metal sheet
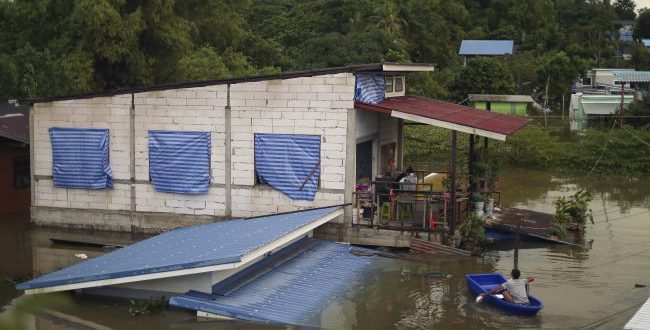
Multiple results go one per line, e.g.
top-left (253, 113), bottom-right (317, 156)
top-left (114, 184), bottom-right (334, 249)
top-left (613, 70), bottom-right (650, 83)
top-left (16, 206), bottom-right (342, 291)
top-left (148, 131), bottom-right (211, 194)
top-left (49, 128), bottom-right (113, 189)
top-left (254, 134), bottom-right (320, 201)
top-left (170, 239), bottom-right (375, 327)
top-left (459, 40), bottom-right (514, 55)
top-left (355, 73), bottom-right (385, 104)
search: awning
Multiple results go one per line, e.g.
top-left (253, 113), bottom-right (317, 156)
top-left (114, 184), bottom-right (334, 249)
top-left (612, 70), bottom-right (650, 83)
top-left (355, 96), bottom-right (532, 141)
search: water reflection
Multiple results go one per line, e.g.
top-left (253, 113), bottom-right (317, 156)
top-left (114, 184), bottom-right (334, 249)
top-left (0, 168), bottom-right (648, 329)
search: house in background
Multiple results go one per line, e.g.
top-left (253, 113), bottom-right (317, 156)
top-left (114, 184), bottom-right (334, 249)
top-left (571, 69), bottom-right (650, 130)
top-left (458, 40), bottom-right (514, 65)
top-left (0, 104), bottom-right (30, 215)
top-left (468, 94), bottom-right (538, 116)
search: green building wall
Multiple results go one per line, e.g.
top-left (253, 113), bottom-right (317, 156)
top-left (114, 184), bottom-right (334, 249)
top-left (473, 101), bottom-right (527, 116)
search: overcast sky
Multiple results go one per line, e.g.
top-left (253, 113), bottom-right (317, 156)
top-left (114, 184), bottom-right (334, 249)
top-left (637, 0), bottom-right (650, 11)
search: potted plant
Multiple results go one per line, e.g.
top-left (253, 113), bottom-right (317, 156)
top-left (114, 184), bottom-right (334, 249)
top-left (470, 194), bottom-right (484, 218)
top-left (459, 214), bottom-right (486, 252)
top-left (550, 189), bottom-right (594, 238)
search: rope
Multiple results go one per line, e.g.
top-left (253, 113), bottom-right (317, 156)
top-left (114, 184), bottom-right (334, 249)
top-left (588, 118), bottom-right (617, 176)
top-left (593, 209), bottom-right (650, 224)
top-left (577, 300), bottom-right (646, 330)
top-left (621, 124), bottom-right (650, 147)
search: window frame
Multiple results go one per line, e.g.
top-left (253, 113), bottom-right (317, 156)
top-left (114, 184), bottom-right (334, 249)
top-left (385, 74), bottom-right (406, 97)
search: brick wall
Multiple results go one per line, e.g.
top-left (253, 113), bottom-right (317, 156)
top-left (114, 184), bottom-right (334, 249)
top-left (31, 72), bottom-right (355, 227)
top-left (32, 95), bottom-right (132, 211)
top-left (228, 74), bottom-right (354, 217)
top-left (134, 86), bottom-right (228, 217)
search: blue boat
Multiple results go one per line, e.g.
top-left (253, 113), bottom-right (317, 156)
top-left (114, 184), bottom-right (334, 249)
top-left (466, 273), bottom-right (543, 316)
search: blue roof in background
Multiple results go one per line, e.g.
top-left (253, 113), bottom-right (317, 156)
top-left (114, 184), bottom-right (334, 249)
top-left (17, 206), bottom-right (343, 291)
top-left (169, 239), bottom-right (376, 327)
top-left (643, 39), bottom-right (650, 47)
top-left (459, 40), bottom-right (514, 55)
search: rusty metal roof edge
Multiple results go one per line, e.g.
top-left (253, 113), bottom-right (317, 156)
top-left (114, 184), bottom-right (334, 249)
top-left (357, 96), bottom-right (532, 136)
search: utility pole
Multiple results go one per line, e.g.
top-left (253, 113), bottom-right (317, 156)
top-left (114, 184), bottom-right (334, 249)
top-left (620, 82), bottom-right (625, 128)
top-left (544, 75), bottom-right (550, 127)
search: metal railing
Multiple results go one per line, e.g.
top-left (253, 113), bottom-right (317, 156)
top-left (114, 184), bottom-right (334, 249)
top-left (353, 181), bottom-right (469, 232)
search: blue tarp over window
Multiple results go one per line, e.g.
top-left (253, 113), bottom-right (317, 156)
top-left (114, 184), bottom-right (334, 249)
top-left (254, 134), bottom-right (320, 201)
top-left (49, 128), bottom-right (112, 189)
top-left (148, 131), bottom-right (211, 194)
top-left (355, 73), bottom-right (385, 104)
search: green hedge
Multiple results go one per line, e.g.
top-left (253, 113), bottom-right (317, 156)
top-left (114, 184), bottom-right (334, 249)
top-left (404, 124), bottom-right (650, 175)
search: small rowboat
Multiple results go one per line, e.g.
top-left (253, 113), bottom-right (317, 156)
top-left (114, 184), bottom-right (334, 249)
top-left (466, 273), bottom-right (543, 316)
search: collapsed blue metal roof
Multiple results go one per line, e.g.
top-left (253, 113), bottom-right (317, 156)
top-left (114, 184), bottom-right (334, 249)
top-left (17, 206), bottom-right (343, 291)
top-left (169, 239), bottom-right (376, 327)
top-left (459, 40), bottom-right (514, 55)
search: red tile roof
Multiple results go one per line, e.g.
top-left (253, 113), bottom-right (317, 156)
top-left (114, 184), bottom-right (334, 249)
top-left (355, 96), bottom-right (532, 139)
top-left (0, 113), bottom-right (29, 144)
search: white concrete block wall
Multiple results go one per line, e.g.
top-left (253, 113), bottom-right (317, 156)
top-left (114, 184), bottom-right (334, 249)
top-left (134, 86), bottom-right (227, 216)
top-left (32, 72), bottom-right (356, 221)
top-left (32, 95), bottom-right (132, 211)
top-left (229, 73), bottom-right (355, 217)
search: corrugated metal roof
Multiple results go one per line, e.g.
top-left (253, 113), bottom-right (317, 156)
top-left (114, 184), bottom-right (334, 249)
top-left (170, 239), bottom-right (376, 327)
top-left (355, 96), bottom-right (531, 140)
top-left (625, 298), bottom-right (650, 330)
top-left (459, 40), bottom-right (514, 56)
top-left (16, 206), bottom-right (343, 292)
top-left (579, 94), bottom-right (633, 115)
top-left (613, 70), bottom-right (650, 83)
top-left (0, 113), bottom-right (29, 144)
top-left (469, 94), bottom-right (535, 103)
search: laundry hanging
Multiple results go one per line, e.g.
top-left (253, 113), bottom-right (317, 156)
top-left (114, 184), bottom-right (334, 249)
top-left (49, 127), bottom-right (112, 189)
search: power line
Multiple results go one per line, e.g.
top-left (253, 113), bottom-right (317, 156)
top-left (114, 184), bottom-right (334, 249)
top-left (593, 210), bottom-right (650, 224)
top-left (621, 124), bottom-right (650, 147)
top-left (588, 118), bottom-right (617, 176)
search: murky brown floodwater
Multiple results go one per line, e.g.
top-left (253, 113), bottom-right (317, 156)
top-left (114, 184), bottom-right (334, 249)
top-left (1, 168), bottom-right (649, 329)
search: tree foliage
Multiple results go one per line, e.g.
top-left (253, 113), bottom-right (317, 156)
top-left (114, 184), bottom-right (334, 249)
top-left (0, 0), bottom-right (640, 106)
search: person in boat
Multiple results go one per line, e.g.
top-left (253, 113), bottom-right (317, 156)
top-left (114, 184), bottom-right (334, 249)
top-left (479, 269), bottom-right (534, 305)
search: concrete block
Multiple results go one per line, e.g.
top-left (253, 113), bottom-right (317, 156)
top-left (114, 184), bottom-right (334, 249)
top-left (309, 100), bottom-right (331, 108)
top-left (186, 200), bottom-right (206, 209)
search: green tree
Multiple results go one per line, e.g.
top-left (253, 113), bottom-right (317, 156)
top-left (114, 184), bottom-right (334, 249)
top-left (614, 0), bottom-right (636, 20)
top-left (634, 9), bottom-right (650, 39)
top-left (450, 57), bottom-right (516, 101)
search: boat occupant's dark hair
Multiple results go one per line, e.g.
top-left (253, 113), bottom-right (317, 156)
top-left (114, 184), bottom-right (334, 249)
top-left (511, 268), bottom-right (521, 279)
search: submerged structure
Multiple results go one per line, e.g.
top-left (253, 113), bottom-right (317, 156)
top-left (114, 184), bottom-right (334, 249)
top-left (23, 62), bottom-right (530, 246)
top-left (17, 206), bottom-right (379, 327)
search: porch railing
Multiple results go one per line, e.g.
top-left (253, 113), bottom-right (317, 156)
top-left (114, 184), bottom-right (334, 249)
top-left (353, 181), bottom-right (469, 232)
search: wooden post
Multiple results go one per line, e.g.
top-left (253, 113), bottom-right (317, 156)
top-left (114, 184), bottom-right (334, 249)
top-left (514, 217), bottom-right (522, 269)
top-left (468, 134), bottom-right (475, 196)
top-left (449, 130), bottom-right (457, 235)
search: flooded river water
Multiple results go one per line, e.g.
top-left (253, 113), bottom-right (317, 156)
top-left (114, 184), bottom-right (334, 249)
top-left (1, 168), bottom-right (648, 329)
